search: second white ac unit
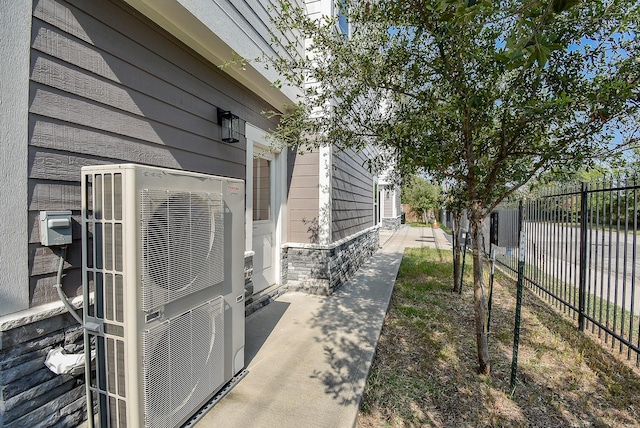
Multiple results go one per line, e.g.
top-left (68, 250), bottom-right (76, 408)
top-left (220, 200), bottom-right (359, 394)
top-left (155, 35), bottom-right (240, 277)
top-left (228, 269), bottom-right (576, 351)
top-left (81, 164), bottom-right (245, 428)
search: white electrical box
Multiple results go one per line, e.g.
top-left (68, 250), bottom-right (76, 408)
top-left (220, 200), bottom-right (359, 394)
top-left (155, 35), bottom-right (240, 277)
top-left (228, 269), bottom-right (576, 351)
top-left (39, 211), bottom-right (73, 246)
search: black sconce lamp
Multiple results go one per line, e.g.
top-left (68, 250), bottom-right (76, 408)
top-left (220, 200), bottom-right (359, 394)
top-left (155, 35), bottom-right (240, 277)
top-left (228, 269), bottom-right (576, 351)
top-left (217, 108), bottom-right (240, 143)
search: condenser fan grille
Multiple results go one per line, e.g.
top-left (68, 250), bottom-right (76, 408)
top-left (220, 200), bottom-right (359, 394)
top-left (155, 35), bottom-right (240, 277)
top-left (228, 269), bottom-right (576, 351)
top-left (142, 298), bottom-right (224, 428)
top-left (141, 190), bottom-right (224, 310)
top-left (82, 165), bottom-right (244, 428)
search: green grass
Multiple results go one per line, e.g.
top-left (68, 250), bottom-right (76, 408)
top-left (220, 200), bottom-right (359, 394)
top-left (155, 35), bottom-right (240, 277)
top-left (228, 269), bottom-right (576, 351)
top-left (436, 221), bottom-right (452, 234)
top-left (358, 247), bottom-right (640, 428)
top-left (408, 221), bottom-right (429, 227)
top-left (406, 221), bottom-right (452, 234)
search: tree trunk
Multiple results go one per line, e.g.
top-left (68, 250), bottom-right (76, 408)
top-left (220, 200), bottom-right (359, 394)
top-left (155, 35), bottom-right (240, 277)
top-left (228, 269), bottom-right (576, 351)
top-left (470, 205), bottom-right (491, 375)
top-left (452, 210), bottom-right (462, 293)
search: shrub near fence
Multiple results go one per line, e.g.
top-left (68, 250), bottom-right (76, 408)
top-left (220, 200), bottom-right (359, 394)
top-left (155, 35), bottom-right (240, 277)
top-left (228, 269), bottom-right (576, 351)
top-left (487, 175), bottom-right (640, 364)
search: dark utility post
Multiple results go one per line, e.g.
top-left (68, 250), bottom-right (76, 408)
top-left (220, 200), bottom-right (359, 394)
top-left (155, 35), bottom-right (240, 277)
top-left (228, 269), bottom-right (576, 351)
top-left (487, 246), bottom-right (496, 332)
top-left (578, 182), bottom-right (589, 331)
top-left (510, 200), bottom-right (525, 396)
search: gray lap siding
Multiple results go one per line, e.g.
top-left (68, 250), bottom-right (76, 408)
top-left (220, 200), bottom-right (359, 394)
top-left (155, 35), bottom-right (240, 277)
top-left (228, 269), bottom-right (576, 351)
top-left (331, 147), bottom-right (375, 241)
top-left (28, 0), bottom-right (277, 308)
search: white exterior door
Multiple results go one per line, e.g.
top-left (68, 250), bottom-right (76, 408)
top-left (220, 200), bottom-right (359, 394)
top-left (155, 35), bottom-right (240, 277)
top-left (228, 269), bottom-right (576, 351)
top-left (245, 124), bottom-right (285, 295)
top-left (252, 150), bottom-right (275, 293)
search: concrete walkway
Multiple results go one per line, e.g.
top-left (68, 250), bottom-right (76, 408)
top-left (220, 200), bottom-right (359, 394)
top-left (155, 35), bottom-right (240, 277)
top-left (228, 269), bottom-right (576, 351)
top-left (194, 226), bottom-right (451, 428)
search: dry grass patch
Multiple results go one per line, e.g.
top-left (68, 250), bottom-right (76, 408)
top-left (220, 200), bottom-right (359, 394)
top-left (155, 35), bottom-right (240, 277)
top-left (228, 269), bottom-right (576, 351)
top-left (357, 247), bottom-right (640, 427)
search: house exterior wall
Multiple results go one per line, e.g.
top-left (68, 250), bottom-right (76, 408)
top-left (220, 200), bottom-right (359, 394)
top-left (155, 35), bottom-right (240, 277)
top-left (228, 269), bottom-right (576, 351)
top-left (378, 159), bottom-right (402, 231)
top-left (332, 147), bottom-right (375, 241)
top-left (283, 0), bottom-right (380, 296)
top-left (1, 0), bottom-right (290, 426)
top-left (27, 0), bottom-right (279, 310)
top-left (122, 0), bottom-right (302, 112)
top-left (380, 181), bottom-right (402, 230)
top-left (283, 225), bottom-right (379, 295)
top-left (383, 188), bottom-right (395, 217)
top-left (1, 0), bottom-right (383, 425)
top-left (287, 149), bottom-right (320, 243)
top-left (285, 142), bottom-right (379, 294)
top-left (281, 0), bottom-right (327, 247)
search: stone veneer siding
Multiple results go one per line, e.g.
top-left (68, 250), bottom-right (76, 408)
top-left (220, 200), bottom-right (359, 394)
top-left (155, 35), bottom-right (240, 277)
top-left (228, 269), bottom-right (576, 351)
top-left (382, 216), bottom-right (402, 230)
top-left (283, 226), bottom-right (380, 295)
top-left (0, 300), bottom-right (87, 428)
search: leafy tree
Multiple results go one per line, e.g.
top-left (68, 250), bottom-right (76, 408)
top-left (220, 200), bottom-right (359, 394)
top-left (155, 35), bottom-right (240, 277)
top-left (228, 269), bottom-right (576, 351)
top-left (402, 176), bottom-right (441, 223)
top-left (620, 148), bottom-right (640, 175)
top-left (264, 0), bottom-right (640, 374)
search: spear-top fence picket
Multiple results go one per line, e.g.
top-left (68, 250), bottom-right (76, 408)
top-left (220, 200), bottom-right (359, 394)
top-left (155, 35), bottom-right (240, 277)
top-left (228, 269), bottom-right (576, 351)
top-left (485, 174), bottom-right (640, 363)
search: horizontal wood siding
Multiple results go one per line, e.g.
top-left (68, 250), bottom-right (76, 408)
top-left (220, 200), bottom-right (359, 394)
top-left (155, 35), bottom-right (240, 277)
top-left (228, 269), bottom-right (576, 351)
top-left (331, 147), bottom-right (374, 241)
top-left (27, 0), bottom-right (278, 307)
top-left (287, 149), bottom-right (319, 243)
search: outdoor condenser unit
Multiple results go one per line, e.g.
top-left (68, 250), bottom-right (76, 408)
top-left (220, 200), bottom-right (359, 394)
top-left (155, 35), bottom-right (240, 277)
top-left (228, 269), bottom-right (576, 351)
top-left (81, 164), bottom-right (245, 428)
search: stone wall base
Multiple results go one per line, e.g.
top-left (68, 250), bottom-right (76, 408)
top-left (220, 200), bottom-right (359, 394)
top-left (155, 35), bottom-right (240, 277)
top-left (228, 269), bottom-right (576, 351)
top-left (0, 303), bottom-right (87, 428)
top-left (381, 216), bottom-right (402, 230)
top-left (283, 226), bottom-right (380, 295)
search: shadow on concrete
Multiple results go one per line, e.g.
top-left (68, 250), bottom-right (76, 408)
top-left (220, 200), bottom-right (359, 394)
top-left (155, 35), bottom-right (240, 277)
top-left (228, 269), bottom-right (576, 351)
top-left (306, 250), bottom-right (402, 405)
top-left (244, 300), bottom-right (290, 365)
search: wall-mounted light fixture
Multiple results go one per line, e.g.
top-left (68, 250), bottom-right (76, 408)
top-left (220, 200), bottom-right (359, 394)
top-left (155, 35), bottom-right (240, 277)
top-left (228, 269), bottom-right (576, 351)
top-left (217, 108), bottom-right (240, 143)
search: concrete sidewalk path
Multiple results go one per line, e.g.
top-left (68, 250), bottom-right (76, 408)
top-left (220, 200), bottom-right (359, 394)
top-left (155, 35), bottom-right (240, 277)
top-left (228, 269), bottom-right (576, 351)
top-left (194, 226), bottom-right (448, 428)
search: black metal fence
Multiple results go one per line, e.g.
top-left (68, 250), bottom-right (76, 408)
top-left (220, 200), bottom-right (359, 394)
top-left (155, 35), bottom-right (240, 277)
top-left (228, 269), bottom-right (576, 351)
top-left (486, 175), bottom-right (640, 363)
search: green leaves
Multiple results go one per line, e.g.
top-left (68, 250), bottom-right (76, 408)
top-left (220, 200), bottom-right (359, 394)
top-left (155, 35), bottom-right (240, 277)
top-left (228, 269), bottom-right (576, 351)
top-left (263, 0), bottom-right (640, 204)
top-left (259, 0), bottom-right (640, 380)
top-left (552, 0), bottom-right (581, 14)
top-left (529, 40), bottom-right (552, 67)
top-left (402, 176), bottom-right (442, 221)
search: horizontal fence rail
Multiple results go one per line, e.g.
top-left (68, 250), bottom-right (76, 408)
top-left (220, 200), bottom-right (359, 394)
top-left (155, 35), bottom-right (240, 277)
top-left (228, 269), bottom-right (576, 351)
top-left (487, 175), bottom-right (640, 364)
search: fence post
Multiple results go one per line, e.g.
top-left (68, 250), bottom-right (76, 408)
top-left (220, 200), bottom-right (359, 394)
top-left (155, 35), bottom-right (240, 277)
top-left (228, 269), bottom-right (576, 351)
top-left (518, 199), bottom-right (523, 244)
top-left (510, 200), bottom-right (525, 395)
top-left (510, 230), bottom-right (526, 394)
top-left (578, 182), bottom-right (588, 331)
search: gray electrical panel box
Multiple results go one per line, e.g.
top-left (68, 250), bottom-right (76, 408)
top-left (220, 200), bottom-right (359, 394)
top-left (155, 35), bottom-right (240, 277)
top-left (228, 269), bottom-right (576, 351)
top-left (39, 211), bottom-right (73, 246)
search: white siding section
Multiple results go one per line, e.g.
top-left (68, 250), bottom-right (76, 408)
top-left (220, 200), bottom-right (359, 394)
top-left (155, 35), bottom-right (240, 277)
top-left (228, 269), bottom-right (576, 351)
top-left (245, 130), bottom-right (256, 252)
top-left (318, 144), bottom-right (332, 244)
top-left (0, 2), bottom-right (31, 316)
top-left (305, 0), bottom-right (332, 19)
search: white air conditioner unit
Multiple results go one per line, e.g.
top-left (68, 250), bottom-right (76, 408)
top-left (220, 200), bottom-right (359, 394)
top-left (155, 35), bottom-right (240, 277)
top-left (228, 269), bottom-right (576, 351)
top-left (81, 164), bottom-right (245, 428)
